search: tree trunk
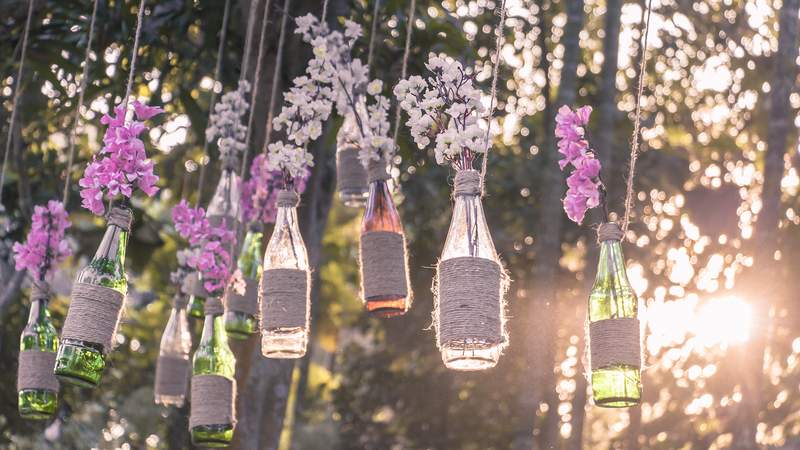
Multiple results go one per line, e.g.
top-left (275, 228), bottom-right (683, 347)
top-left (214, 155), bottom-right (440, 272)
top-left (732, 0), bottom-right (799, 448)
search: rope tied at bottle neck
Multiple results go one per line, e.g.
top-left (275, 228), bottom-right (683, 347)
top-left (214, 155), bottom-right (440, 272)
top-left (107, 206), bottom-right (133, 232)
top-left (31, 279), bottom-right (51, 303)
top-left (453, 170), bottom-right (481, 197)
top-left (172, 291), bottom-right (189, 310)
top-left (204, 296), bottom-right (224, 316)
top-left (597, 222), bottom-right (624, 243)
top-left (276, 190), bottom-right (300, 208)
top-left (367, 157), bottom-right (390, 183)
top-left (221, 152), bottom-right (239, 172)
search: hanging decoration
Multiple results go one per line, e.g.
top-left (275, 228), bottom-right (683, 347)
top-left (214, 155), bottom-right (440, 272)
top-left (54, 0), bottom-right (163, 388)
top-left (335, 110), bottom-right (369, 207)
top-left (394, 53), bottom-right (509, 371)
top-left (172, 200), bottom-right (239, 445)
top-left (13, 201), bottom-right (71, 419)
top-left (557, 0), bottom-right (653, 408)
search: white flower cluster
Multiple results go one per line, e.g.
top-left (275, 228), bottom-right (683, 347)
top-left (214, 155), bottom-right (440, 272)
top-left (394, 54), bottom-right (487, 166)
top-left (206, 80), bottom-right (251, 161)
top-left (296, 14), bottom-right (394, 167)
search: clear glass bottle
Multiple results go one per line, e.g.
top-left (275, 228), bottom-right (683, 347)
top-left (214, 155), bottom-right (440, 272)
top-left (261, 196), bottom-right (309, 358)
top-left (589, 226), bottom-right (641, 407)
top-left (361, 175), bottom-right (409, 317)
top-left (336, 109), bottom-right (368, 207)
top-left (54, 207), bottom-right (130, 388)
top-left (191, 302), bottom-right (236, 447)
top-left (440, 169), bottom-right (502, 371)
top-left (225, 227), bottom-right (263, 339)
top-left (155, 295), bottom-right (192, 406)
top-left (18, 293), bottom-right (59, 419)
top-left (206, 169), bottom-right (241, 227)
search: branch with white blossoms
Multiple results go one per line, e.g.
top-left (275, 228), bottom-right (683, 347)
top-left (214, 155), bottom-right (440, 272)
top-left (206, 80), bottom-right (250, 164)
top-left (295, 14), bottom-right (394, 167)
top-left (393, 53), bottom-right (487, 169)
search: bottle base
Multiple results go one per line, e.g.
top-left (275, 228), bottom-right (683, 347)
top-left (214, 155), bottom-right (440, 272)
top-left (340, 191), bottom-right (368, 208)
top-left (261, 328), bottom-right (307, 359)
top-left (191, 424), bottom-right (234, 447)
top-left (54, 341), bottom-right (105, 388)
top-left (441, 340), bottom-right (501, 371)
top-left (365, 296), bottom-right (408, 318)
top-left (225, 312), bottom-right (257, 340)
top-left (591, 364), bottom-right (642, 408)
top-left (18, 389), bottom-right (57, 420)
top-left (154, 394), bottom-right (186, 408)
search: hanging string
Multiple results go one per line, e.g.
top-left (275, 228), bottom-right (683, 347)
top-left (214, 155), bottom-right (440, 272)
top-left (366, 0), bottom-right (382, 72)
top-left (622, 0), bottom-right (653, 232)
top-left (121, 0), bottom-right (148, 117)
top-left (240, 0), bottom-right (261, 79)
top-left (194, 0), bottom-right (233, 206)
top-left (390, 0), bottom-right (417, 148)
top-left (0, 0), bottom-right (35, 207)
top-left (479, 0), bottom-right (507, 196)
top-left (322, 0), bottom-right (331, 22)
top-left (260, 0), bottom-right (292, 155)
top-left (63, 0), bottom-right (101, 205)
top-left (240, 0), bottom-right (273, 176)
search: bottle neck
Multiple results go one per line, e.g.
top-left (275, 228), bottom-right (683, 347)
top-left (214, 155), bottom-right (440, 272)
top-left (93, 224), bottom-right (128, 269)
top-left (237, 230), bottom-right (263, 279)
top-left (595, 239), bottom-right (627, 285)
top-left (200, 314), bottom-right (227, 347)
top-left (441, 192), bottom-right (497, 260)
top-left (27, 298), bottom-right (48, 324)
top-left (362, 180), bottom-right (402, 233)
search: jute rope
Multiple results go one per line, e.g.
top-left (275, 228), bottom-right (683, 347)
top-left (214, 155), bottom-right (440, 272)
top-left (260, 0), bottom-right (292, 154)
top-left (260, 268), bottom-right (309, 330)
top-left (336, 145), bottom-right (368, 198)
top-left (17, 350), bottom-right (59, 392)
top-left (0, 0), bottom-right (35, 206)
top-left (204, 296), bottom-right (225, 316)
top-left (63, 0), bottom-right (100, 205)
top-left (322, 0), bottom-right (330, 21)
top-left (240, 0), bottom-right (261, 78)
top-left (121, 0), bottom-right (147, 116)
top-left (366, 0), bottom-right (382, 74)
top-left (240, 0), bottom-right (273, 176)
top-left (597, 222), bottom-right (625, 243)
top-left (172, 292), bottom-right (189, 309)
top-left (189, 374), bottom-right (237, 428)
top-left (275, 189), bottom-right (299, 208)
top-left (359, 231), bottom-right (409, 302)
top-left (589, 318), bottom-right (641, 370)
top-left (453, 170), bottom-right (481, 197)
top-left (227, 277), bottom-right (259, 316)
top-left (479, 0), bottom-right (507, 197)
top-left (390, 0), bottom-right (417, 148)
top-left (154, 355), bottom-right (190, 398)
top-left (195, 0), bottom-right (233, 205)
top-left (107, 206), bottom-right (133, 231)
top-left (622, 0), bottom-right (653, 232)
top-left (30, 279), bottom-right (50, 303)
top-left (61, 282), bottom-right (125, 353)
top-left (366, 157), bottom-right (390, 184)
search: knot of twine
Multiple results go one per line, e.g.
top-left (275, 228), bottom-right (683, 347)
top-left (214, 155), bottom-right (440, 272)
top-left (366, 157), bottom-right (391, 183)
top-left (204, 296), bottom-right (224, 316)
top-left (107, 207), bottom-right (133, 231)
top-left (276, 190), bottom-right (299, 208)
top-left (155, 355), bottom-right (190, 398)
top-left (597, 222), bottom-right (625, 243)
top-left (171, 292), bottom-right (189, 310)
top-left (227, 277), bottom-right (259, 316)
top-left (359, 231), bottom-right (409, 301)
top-left (589, 318), bottom-right (641, 370)
top-left (17, 350), bottom-right (59, 392)
top-left (336, 145), bottom-right (368, 193)
top-left (435, 256), bottom-right (507, 348)
top-left (189, 374), bottom-right (237, 428)
top-left (30, 279), bottom-right (51, 303)
top-left (260, 268), bottom-right (310, 330)
top-left (61, 282), bottom-right (125, 353)
top-left (453, 170), bottom-right (481, 197)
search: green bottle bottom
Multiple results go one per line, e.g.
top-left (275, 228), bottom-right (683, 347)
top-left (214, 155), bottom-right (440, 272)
top-left (225, 312), bottom-right (257, 340)
top-left (54, 339), bottom-right (106, 388)
top-left (191, 424), bottom-right (234, 447)
top-left (591, 364), bottom-right (642, 408)
top-left (18, 389), bottom-right (57, 420)
top-left (188, 297), bottom-right (206, 319)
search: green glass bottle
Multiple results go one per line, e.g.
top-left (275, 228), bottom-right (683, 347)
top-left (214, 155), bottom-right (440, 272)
top-left (18, 294), bottom-right (59, 419)
top-left (191, 302), bottom-right (236, 447)
top-left (225, 227), bottom-right (262, 339)
top-left (187, 280), bottom-right (207, 320)
top-left (588, 223), bottom-right (642, 407)
top-left (54, 207), bottom-right (130, 388)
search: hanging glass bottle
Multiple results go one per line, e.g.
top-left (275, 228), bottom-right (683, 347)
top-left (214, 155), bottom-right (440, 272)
top-left (260, 190), bottom-right (310, 358)
top-left (336, 108), bottom-right (369, 207)
top-left (588, 222), bottom-right (642, 407)
top-left (225, 224), bottom-right (262, 339)
top-left (206, 159), bottom-right (241, 229)
top-left (436, 169), bottom-right (507, 371)
top-left (154, 293), bottom-right (192, 406)
top-left (54, 205), bottom-right (131, 388)
top-left (190, 296), bottom-right (236, 447)
top-left (359, 158), bottom-right (410, 317)
top-left (17, 281), bottom-right (59, 419)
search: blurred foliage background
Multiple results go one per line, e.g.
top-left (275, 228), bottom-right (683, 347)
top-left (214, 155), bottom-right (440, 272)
top-left (1, 0), bottom-right (799, 449)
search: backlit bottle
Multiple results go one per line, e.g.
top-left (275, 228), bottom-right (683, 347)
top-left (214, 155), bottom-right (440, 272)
top-left (18, 287), bottom-right (59, 419)
top-left (588, 223), bottom-right (642, 407)
top-left (54, 207), bottom-right (130, 387)
top-left (225, 226), bottom-right (262, 339)
top-left (154, 294), bottom-right (192, 406)
top-left (336, 109), bottom-right (368, 207)
top-left (190, 300), bottom-right (236, 446)
top-left (187, 272), bottom-right (207, 319)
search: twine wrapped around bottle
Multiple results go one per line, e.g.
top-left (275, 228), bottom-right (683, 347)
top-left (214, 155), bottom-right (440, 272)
top-left (18, 350), bottom-right (59, 392)
top-left (260, 268), bottom-right (310, 331)
top-left (61, 282), bottom-right (125, 354)
top-left (359, 231), bottom-right (410, 304)
top-left (336, 145), bottom-right (368, 202)
top-left (276, 189), bottom-right (299, 208)
top-left (204, 296), bottom-right (225, 316)
top-left (227, 277), bottom-right (259, 317)
top-left (366, 157), bottom-right (391, 184)
top-left (183, 272), bottom-right (209, 298)
top-left (189, 374), bottom-right (236, 429)
top-left (155, 355), bottom-right (190, 400)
